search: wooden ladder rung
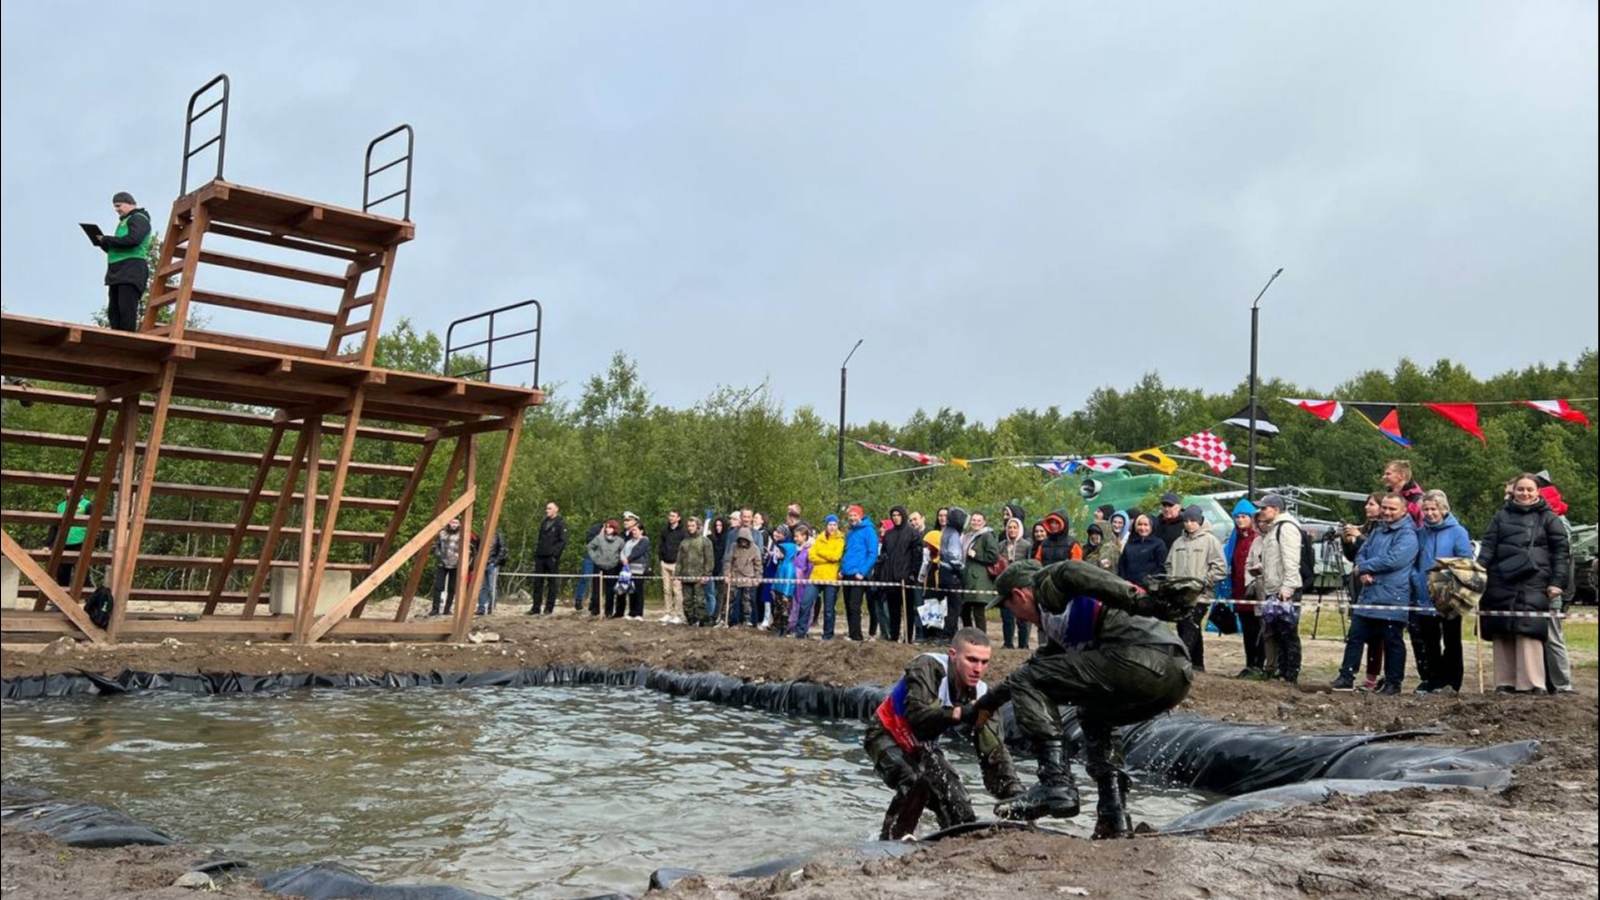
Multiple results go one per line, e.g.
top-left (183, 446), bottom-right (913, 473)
top-left (333, 320), bottom-right (371, 338)
top-left (187, 290), bottom-right (339, 325)
top-left (344, 292), bottom-right (378, 309)
top-left (176, 247), bottom-right (349, 289)
top-left (156, 261), bottom-right (186, 280)
top-left (147, 291), bottom-right (180, 309)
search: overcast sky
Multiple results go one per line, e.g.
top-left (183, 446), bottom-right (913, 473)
top-left (3, 2), bottom-right (1595, 424)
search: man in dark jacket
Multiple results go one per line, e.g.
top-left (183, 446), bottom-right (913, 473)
top-left (473, 528), bottom-right (509, 616)
top-left (1039, 510), bottom-right (1082, 564)
top-left (866, 628), bottom-right (1023, 839)
top-left (658, 510), bottom-right (688, 624)
top-left (1155, 492), bottom-right (1186, 548)
top-left (96, 192), bottom-right (153, 332)
top-left (976, 560), bottom-right (1197, 839)
top-left (879, 506), bottom-right (922, 642)
top-left (531, 502), bottom-right (570, 615)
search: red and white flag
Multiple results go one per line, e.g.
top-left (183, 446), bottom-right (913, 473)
top-left (1282, 397), bottom-right (1344, 422)
top-left (1519, 399), bottom-right (1591, 428)
top-left (1175, 431), bottom-right (1236, 473)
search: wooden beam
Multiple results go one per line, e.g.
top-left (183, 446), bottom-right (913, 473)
top-left (65, 399), bottom-right (130, 605)
top-left (182, 330), bottom-right (332, 361)
top-left (1, 532), bottom-right (109, 644)
top-left (355, 244), bottom-right (401, 366)
top-left (2, 511), bottom-right (385, 544)
top-left (0, 471), bottom-right (400, 510)
top-left (109, 361), bottom-right (178, 639)
top-left (207, 222), bottom-right (362, 262)
top-left (307, 487), bottom-right (476, 643)
top-left (167, 202), bottom-right (211, 341)
top-left (291, 419), bottom-right (323, 630)
top-left (395, 439), bottom-right (468, 622)
top-left (430, 416), bottom-right (517, 441)
top-left (451, 435), bottom-right (479, 640)
top-left (355, 437), bottom-right (436, 619)
top-left (454, 416), bottom-right (522, 642)
top-left (106, 396), bottom-right (140, 612)
top-left (185, 289), bottom-right (339, 325)
top-left (274, 396), bottom-right (354, 424)
top-left (204, 423), bottom-right (287, 615)
top-left (119, 617), bottom-right (295, 636)
top-left (296, 393), bottom-right (365, 643)
top-left (0, 431), bottom-right (411, 477)
top-left (40, 405), bottom-right (109, 607)
top-left (95, 372), bottom-right (164, 405)
top-left (175, 246), bottom-right (347, 289)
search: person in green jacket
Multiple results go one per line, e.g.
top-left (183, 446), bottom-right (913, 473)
top-left (675, 516), bottom-right (715, 626)
top-left (45, 491), bottom-right (92, 587)
top-left (960, 512), bottom-right (1000, 632)
top-left (974, 560), bottom-right (1202, 839)
top-left (95, 191), bottom-right (153, 332)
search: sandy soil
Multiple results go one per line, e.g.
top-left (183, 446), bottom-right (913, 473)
top-left (3, 611), bottom-right (1597, 900)
top-left (0, 827), bottom-right (275, 900)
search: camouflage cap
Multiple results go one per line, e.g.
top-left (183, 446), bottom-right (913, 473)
top-left (988, 559), bottom-right (1043, 609)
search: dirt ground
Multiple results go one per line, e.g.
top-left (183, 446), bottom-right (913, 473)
top-left (3, 609), bottom-right (1597, 900)
top-left (0, 827), bottom-right (275, 900)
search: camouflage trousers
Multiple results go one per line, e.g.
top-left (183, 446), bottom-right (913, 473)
top-left (683, 580), bottom-right (708, 626)
top-left (869, 742), bottom-right (976, 841)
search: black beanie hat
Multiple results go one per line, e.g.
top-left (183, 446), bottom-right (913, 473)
top-left (112, 191), bottom-right (137, 205)
top-left (1097, 503), bottom-right (1115, 520)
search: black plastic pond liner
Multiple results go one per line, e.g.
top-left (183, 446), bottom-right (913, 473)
top-left (255, 863), bottom-right (620, 900)
top-left (0, 783), bottom-right (175, 848)
top-left (1160, 778), bottom-right (1469, 832)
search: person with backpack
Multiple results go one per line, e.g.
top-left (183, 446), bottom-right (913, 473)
top-left (1410, 490), bottom-right (1472, 694)
top-left (1251, 495), bottom-right (1305, 684)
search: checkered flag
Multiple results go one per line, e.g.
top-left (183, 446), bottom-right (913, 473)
top-left (1175, 431), bottom-right (1236, 473)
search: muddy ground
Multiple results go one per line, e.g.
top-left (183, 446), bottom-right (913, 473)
top-left (3, 609), bottom-right (1597, 900)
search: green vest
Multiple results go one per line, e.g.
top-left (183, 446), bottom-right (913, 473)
top-left (57, 497), bottom-right (91, 547)
top-left (105, 210), bottom-right (153, 265)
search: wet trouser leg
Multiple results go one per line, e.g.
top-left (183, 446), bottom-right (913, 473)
top-left (873, 744), bottom-right (975, 841)
top-left (1176, 606), bottom-right (1205, 671)
top-left (1081, 717), bottom-right (1133, 839)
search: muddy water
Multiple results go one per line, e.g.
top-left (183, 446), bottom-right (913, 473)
top-left (2, 687), bottom-right (1215, 899)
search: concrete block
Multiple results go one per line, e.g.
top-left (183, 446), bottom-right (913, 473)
top-left (1, 556), bottom-right (19, 610)
top-left (268, 568), bottom-right (352, 616)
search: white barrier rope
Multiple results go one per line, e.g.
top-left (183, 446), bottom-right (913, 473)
top-left (493, 570), bottom-right (1597, 622)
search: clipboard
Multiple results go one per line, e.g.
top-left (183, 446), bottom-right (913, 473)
top-left (79, 223), bottom-right (105, 246)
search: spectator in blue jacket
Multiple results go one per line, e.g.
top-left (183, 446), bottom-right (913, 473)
top-left (1410, 490), bottom-right (1473, 694)
top-left (840, 505), bottom-right (880, 642)
top-left (1332, 493), bottom-right (1419, 694)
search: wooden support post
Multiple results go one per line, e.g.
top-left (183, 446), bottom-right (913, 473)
top-left (39, 405), bottom-right (109, 608)
top-left (241, 428), bottom-right (313, 619)
top-left (307, 488), bottom-right (475, 643)
top-left (356, 245), bottom-right (400, 366)
top-left (141, 204), bottom-right (188, 332)
top-left (453, 416), bottom-right (522, 642)
top-left (1, 532), bottom-right (110, 645)
top-left (395, 439), bottom-right (468, 622)
top-left (354, 437), bottom-right (437, 620)
top-left (294, 419), bottom-right (324, 633)
top-left (106, 396), bottom-right (141, 616)
top-left (108, 362), bottom-right (177, 640)
top-left (66, 399), bottom-right (132, 604)
top-left (450, 435), bottom-right (478, 640)
top-left (204, 423), bottom-right (287, 614)
top-left (165, 204), bottom-right (211, 341)
top-left (294, 394), bottom-right (365, 643)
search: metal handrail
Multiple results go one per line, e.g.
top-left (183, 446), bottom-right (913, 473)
top-left (180, 74), bottom-right (230, 195)
top-left (363, 124), bottom-right (414, 221)
top-left (443, 300), bottom-right (543, 387)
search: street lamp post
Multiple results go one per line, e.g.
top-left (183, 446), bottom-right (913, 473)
top-left (1247, 268), bottom-right (1284, 498)
top-left (838, 338), bottom-right (864, 486)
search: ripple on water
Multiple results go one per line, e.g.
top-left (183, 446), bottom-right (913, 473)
top-left (2, 685), bottom-right (1216, 900)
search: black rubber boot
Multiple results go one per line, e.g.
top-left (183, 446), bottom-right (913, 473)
top-left (994, 740), bottom-right (1079, 821)
top-left (1091, 772), bottom-right (1134, 840)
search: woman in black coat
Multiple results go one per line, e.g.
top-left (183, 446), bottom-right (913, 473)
top-left (1117, 513), bottom-right (1169, 586)
top-left (1478, 474), bottom-right (1571, 693)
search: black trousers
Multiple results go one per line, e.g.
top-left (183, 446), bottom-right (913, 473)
top-left (1237, 603), bottom-right (1265, 670)
top-left (108, 284), bottom-right (141, 332)
top-left (844, 582), bottom-right (868, 641)
top-left (1176, 605), bottom-right (1206, 671)
top-left (532, 556), bottom-right (561, 613)
top-left (1410, 614), bottom-right (1463, 691)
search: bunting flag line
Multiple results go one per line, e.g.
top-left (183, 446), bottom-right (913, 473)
top-left (854, 440), bottom-right (967, 468)
top-left (1520, 399), bottom-right (1591, 428)
top-left (1068, 456), bottom-right (1128, 473)
top-left (1127, 446), bottom-right (1180, 475)
top-left (1034, 460), bottom-right (1069, 476)
top-left (1175, 431), bottom-right (1237, 473)
top-left (1423, 402), bottom-right (1486, 444)
top-left (1283, 397), bottom-right (1345, 422)
top-left (1223, 403), bottom-right (1281, 436)
top-left (1349, 403), bottom-right (1413, 447)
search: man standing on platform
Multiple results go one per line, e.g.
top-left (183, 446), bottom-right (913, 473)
top-left (530, 502), bottom-right (569, 615)
top-left (95, 191), bottom-right (153, 332)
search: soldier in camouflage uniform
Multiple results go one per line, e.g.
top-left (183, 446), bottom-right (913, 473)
top-left (866, 628), bottom-right (1023, 840)
top-left (676, 516), bottom-right (715, 626)
top-left (974, 560), bottom-right (1201, 839)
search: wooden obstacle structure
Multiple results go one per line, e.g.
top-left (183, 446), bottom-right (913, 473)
top-left (0, 75), bottom-right (543, 645)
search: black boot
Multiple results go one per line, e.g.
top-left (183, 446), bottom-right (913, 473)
top-left (994, 740), bottom-right (1080, 821)
top-left (1091, 772), bottom-right (1133, 840)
